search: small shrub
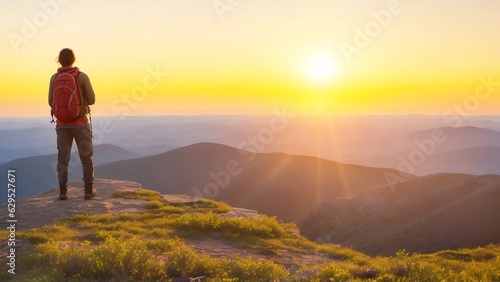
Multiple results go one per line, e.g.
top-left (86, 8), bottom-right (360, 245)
top-left (166, 243), bottom-right (211, 278)
top-left (212, 257), bottom-right (290, 281)
top-left (437, 250), bottom-right (473, 262)
top-left (405, 259), bottom-right (446, 282)
top-left (145, 237), bottom-right (180, 253)
top-left (317, 243), bottom-right (368, 262)
top-left (113, 188), bottom-right (166, 203)
top-left (165, 243), bottom-right (290, 281)
top-left (316, 263), bottom-right (353, 282)
top-left (20, 231), bottom-right (50, 245)
top-left (437, 247), bottom-right (497, 262)
top-left (206, 199), bottom-right (232, 214)
top-left (181, 199), bottom-right (232, 214)
top-left (158, 205), bottom-right (184, 214)
top-left (392, 249), bottom-right (413, 277)
top-left (20, 225), bottom-right (78, 245)
top-left (146, 199), bottom-right (165, 209)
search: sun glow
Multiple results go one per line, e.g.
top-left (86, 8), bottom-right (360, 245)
top-left (304, 54), bottom-right (339, 85)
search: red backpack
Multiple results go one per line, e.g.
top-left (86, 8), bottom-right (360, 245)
top-left (51, 69), bottom-right (84, 123)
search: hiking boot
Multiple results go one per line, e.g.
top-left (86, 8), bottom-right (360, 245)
top-left (84, 188), bottom-right (97, 200)
top-left (59, 185), bottom-right (68, 200)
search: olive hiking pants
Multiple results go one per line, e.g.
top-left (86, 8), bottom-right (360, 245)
top-left (56, 126), bottom-right (94, 192)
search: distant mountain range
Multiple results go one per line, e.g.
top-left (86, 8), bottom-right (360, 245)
top-left (269, 125), bottom-right (500, 157)
top-left (4, 117), bottom-right (500, 177)
top-left (357, 146), bottom-right (500, 175)
top-left (261, 126), bottom-right (500, 175)
top-left (96, 142), bottom-right (408, 222)
top-left (0, 126), bottom-right (55, 164)
top-left (298, 173), bottom-right (500, 255)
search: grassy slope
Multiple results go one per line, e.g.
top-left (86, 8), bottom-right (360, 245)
top-left (1, 188), bottom-right (499, 281)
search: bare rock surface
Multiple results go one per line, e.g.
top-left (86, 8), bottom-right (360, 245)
top-left (2, 179), bottom-right (148, 231)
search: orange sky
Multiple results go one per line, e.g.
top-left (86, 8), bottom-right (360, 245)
top-left (1, 0), bottom-right (500, 116)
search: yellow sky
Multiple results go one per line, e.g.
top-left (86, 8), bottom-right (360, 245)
top-left (1, 0), bottom-right (499, 116)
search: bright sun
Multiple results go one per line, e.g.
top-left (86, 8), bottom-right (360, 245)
top-left (304, 54), bottom-right (339, 84)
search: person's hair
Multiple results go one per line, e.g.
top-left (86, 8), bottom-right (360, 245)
top-left (58, 48), bottom-right (75, 67)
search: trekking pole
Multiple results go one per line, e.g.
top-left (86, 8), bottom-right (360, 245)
top-left (88, 110), bottom-right (94, 139)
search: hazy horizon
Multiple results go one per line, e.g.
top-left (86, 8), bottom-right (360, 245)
top-left (3, 113), bottom-right (500, 118)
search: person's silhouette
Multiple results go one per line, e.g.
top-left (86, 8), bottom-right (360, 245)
top-left (48, 48), bottom-right (96, 200)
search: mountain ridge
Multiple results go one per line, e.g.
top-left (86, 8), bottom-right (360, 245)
top-left (298, 173), bottom-right (500, 255)
top-left (96, 142), bottom-right (411, 221)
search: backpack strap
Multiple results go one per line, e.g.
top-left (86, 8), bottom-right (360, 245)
top-left (50, 73), bottom-right (59, 123)
top-left (73, 73), bottom-right (87, 105)
top-left (74, 72), bottom-right (93, 135)
top-left (72, 72), bottom-right (87, 116)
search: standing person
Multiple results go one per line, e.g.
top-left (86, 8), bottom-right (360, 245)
top-left (48, 48), bottom-right (96, 200)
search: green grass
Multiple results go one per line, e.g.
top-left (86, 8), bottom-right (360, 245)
top-left (112, 188), bottom-right (166, 203)
top-left (4, 188), bottom-right (500, 281)
top-left (37, 237), bottom-right (167, 281)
